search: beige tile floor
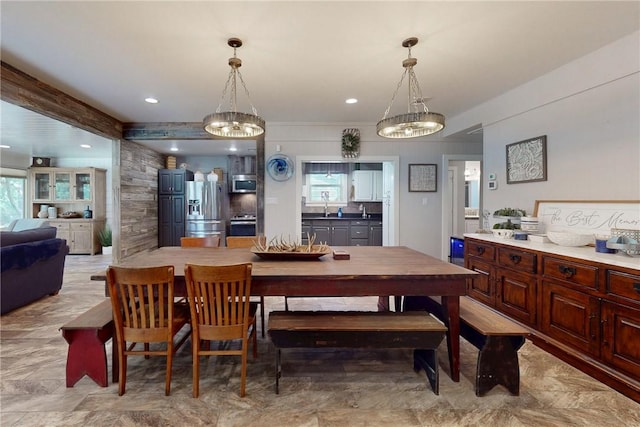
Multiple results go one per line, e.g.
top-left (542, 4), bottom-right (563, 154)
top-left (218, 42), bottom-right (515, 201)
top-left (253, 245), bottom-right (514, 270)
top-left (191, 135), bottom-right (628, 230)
top-left (1, 254), bottom-right (639, 426)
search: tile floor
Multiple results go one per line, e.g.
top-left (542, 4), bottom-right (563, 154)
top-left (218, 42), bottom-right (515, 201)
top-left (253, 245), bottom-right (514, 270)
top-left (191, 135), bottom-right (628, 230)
top-left (1, 254), bottom-right (639, 426)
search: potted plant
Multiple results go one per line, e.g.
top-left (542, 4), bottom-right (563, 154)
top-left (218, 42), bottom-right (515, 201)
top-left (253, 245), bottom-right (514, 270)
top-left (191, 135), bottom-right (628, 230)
top-left (492, 207), bottom-right (526, 230)
top-left (98, 224), bottom-right (112, 255)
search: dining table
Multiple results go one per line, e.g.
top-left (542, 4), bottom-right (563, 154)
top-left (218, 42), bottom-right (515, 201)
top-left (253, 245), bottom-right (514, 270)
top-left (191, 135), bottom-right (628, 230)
top-left (93, 245), bottom-right (478, 382)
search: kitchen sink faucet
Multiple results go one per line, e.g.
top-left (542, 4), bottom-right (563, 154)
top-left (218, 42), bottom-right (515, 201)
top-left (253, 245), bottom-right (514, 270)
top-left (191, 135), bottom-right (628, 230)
top-left (322, 191), bottom-right (330, 217)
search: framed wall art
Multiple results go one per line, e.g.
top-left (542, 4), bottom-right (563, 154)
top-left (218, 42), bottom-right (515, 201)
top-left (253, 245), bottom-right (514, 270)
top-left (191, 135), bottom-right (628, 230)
top-left (506, 135), bottom-right (547, 184)
top-left (409, 164), bottom-right (437, 192)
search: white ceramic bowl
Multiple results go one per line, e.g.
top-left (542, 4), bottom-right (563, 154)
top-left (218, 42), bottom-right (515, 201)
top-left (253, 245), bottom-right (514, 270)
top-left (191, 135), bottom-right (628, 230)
top-left (492, 229), bottom-right (514, 239)
top-left (547, 231), bottom-right (593, 247)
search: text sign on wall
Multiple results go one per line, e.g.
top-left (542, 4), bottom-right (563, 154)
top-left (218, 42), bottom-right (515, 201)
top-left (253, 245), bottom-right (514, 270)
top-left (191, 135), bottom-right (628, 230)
top-left (534, 200), bottom-right (640, 234)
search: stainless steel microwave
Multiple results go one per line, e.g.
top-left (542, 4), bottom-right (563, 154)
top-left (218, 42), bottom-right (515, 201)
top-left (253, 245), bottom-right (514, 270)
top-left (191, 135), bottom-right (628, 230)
top-left (230, 175), bottom-right (257, 193)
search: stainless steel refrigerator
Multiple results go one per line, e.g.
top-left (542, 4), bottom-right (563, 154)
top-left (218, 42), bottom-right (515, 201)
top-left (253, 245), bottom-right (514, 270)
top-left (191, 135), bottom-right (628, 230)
top-left (186, 181), bottom-right (226, 242)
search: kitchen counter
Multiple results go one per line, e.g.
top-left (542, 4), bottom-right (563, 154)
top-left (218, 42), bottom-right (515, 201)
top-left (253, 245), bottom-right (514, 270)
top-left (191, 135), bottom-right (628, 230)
top-left (465, 233), bottom-right (640, 270)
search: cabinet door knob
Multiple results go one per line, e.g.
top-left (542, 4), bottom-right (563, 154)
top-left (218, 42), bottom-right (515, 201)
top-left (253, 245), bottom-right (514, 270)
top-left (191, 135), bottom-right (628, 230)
top-left (508, 254), bottom-right (521, 264)
top-left (476, 247), bottom-right (485, 255)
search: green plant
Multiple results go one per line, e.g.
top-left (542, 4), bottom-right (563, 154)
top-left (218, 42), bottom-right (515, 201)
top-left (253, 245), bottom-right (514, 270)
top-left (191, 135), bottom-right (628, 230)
top-left (493, 219), bottom-right (520, 230)
top-left (98, 224), bottom-right (112, 247)
top-left (493, 207), bottom-right (526, 217)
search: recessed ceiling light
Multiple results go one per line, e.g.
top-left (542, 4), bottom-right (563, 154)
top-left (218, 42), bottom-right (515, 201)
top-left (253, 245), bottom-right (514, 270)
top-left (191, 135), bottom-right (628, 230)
top-left (229, 147), bottom-right (238, 152)
top-left (80, 144), bottom-right (91, 148)
top-left (170, 147), bottom-right (179, 152)
top-left (145, 97), bottom-right (159, 104)
top-left (345, 98), bottom-right (358, 104)
top-left (0, 144), bottom-right (10, 149)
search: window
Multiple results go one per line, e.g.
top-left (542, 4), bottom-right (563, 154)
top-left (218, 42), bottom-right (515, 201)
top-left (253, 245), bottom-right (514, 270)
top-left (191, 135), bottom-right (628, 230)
top-left (305, 173), bottom-right (349, 205)
top-left (0, 173), bottom-right (26, 228)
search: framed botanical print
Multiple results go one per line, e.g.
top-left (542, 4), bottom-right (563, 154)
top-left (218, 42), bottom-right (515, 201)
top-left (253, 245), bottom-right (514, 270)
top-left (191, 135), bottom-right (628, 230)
top-left (409, 164), bottom-right (437, 192)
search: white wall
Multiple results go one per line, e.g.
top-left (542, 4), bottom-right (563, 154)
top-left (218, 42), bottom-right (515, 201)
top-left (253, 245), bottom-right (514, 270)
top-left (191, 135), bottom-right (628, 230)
top-left (445, 32), bottom-right (639, 218)
top-left (263, 123), bottom-right (481, 256)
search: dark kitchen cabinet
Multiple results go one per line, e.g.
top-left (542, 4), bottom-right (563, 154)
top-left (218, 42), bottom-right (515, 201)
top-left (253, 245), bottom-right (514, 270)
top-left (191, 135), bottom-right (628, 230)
top-left (330, 220), bottom-right (349, 246)
top-left (301, 218), bottom-right (383, 246)
top-left (159, 169), bottom-right (190, 195)
top-left (349, 220), bottom-right (369, 246)
top-left (369, 220), bottom-right (383, 246)
top-left (158, 169), bottom-right (193, 247)
top-left (313, 223), bottom-right (331, 245)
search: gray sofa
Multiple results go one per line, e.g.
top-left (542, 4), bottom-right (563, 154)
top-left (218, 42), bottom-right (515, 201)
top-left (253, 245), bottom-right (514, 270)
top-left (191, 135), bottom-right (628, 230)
top-left (1, 226), bottom-right (69, 314)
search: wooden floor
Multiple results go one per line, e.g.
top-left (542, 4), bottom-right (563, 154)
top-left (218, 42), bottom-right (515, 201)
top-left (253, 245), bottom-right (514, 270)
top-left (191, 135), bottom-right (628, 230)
top-left (1, 254), bottom-right (639, 426)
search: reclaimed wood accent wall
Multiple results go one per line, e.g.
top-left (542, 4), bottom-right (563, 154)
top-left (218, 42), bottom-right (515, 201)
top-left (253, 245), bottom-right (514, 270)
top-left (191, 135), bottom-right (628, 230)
top-left (119, 141), bottom-right (164, 257)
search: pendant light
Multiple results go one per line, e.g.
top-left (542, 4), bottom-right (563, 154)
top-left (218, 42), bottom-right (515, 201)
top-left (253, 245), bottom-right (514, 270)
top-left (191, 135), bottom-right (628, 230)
top-left (203, 38), bottom-right (265, 138)
top-left (377, 37), bottom-right (445, 139)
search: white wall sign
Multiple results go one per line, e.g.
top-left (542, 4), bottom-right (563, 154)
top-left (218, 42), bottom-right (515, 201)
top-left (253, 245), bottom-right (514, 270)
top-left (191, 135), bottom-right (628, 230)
top-left (534, 200), bottom-right (640, 234)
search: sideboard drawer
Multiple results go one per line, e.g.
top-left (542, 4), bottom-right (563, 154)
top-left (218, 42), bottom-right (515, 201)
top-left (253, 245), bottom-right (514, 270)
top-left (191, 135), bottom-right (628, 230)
top-left (466, 240), bottom-right (495, 261)
top-left (497, 247), bottom-right (536, 274)
top-left (542, 256), bottom-right (598, 290)
top-left (607, 270), bottom-right (640, 304)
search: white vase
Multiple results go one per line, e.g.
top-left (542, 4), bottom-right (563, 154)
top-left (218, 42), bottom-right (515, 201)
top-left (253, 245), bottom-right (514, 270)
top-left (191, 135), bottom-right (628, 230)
top-left (102, 246), bottom-right (113, 255)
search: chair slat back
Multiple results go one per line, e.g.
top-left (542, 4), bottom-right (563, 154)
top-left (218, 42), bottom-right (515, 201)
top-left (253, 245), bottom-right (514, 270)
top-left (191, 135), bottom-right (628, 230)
top-left (107, 265), bottom-right (175, 342)
top-left (181, 236), bottom-right (221, 247)
top-left (185, 263), bottom-right (252, 340)
top-left (226, 236), bottom-right (265, 248)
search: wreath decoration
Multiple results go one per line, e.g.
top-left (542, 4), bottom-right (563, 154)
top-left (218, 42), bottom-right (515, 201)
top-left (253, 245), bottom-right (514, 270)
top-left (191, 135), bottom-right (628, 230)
top-left (342, 128), bottom-right (360, 158)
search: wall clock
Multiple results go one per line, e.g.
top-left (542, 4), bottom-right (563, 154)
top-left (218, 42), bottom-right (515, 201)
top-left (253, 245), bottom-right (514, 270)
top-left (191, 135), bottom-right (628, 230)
top-left (31, 157), bottom-right (51, 167)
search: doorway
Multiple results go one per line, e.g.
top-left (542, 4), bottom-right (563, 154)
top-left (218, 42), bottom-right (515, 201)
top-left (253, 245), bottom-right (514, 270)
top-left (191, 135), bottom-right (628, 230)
top-left (295, 156), bottom-right (400, 246)
top-left (441, 154), bottom-right (483, 261)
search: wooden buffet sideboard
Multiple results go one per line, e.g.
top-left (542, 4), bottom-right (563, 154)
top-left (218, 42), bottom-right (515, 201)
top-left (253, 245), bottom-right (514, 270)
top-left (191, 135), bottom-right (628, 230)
top-left (464, 234), bottom-right (640, 402)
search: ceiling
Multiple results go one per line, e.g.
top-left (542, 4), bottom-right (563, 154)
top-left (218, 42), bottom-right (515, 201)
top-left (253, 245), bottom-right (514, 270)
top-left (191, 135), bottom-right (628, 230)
top-left (1, 1), bottom-right (638, 160)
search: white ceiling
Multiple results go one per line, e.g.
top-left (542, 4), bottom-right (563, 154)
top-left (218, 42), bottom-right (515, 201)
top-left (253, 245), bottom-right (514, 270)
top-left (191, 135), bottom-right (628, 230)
top-left (1, 1), bottom-right (638, 160)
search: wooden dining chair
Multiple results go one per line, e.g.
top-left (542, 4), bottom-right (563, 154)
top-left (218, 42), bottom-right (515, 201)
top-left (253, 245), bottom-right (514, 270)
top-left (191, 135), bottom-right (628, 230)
top-left (225, 235), bottom-right (266, 249)
top-left (226, 235), bottom-right (267, 337)
top-left (106, 265), bottom-right (191, 396)
top-left (184, 263), bottom-right (257, 398)
top-left (180, 236), bottom-right (221, 248)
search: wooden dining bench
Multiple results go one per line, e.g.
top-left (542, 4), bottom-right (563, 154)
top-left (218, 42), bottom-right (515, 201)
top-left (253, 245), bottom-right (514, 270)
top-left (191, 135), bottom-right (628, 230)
top-left (60, 299), bottom-right (116, 387)
top-left (268, 311), bottom-right (448, 395)
top-left (407, 295), bottom-right (530, 396)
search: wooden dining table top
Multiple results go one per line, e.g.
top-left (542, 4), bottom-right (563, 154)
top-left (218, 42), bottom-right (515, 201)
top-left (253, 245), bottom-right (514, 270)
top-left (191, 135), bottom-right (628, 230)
top-left (94, 245), bottom-right (477, 297)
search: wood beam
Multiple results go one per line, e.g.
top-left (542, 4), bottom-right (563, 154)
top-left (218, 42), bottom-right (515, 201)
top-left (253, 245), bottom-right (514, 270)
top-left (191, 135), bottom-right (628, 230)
top-left (122, 122), bottom-right (219, 140)
top-left (0, 61), bottom-right (122, 140)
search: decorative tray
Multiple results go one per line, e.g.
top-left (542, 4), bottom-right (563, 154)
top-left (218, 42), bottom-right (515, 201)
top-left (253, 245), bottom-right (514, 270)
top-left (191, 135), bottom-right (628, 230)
top-left (250, 246), bottom-right (331, 260)
top-left (59, 212), bottom-right (82, 219)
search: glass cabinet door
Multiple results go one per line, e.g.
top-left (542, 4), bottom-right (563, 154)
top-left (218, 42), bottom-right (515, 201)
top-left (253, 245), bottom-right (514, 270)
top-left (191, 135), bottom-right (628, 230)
top-left (33, 172), bottom-right (52, 201)
top-left (53, 172), bottom-right (71, 201)
top-left (75, 172), bottom-right (92, 201)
